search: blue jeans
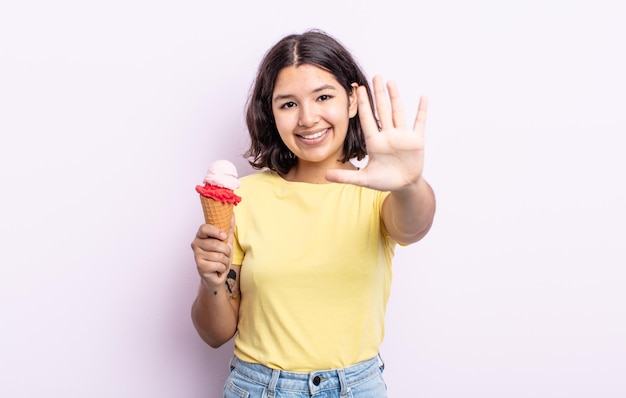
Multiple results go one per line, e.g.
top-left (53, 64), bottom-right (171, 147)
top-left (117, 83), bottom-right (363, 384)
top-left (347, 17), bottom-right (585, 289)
top-left (223, 355), bottom-right (388, 398)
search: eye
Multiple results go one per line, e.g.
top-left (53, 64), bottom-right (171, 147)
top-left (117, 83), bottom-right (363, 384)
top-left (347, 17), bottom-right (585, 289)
top-left (280, 101), bottom-right (297, 109)
top-left (317, 94), bottom-right (332, 102)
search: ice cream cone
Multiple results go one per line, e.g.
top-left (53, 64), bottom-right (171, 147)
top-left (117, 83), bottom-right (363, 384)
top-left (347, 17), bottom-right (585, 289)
top-left (196, 160), bottom-right (241, 240)
top-left (199, 195), bottom-right (233, 240)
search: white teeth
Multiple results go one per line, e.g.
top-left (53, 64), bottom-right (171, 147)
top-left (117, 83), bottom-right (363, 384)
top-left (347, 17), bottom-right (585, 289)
top-left (301, 129), bottom-right (328, 140)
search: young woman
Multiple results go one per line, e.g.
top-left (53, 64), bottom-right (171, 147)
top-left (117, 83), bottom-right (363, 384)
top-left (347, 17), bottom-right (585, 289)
top-left (191, 29), bottom-right (436, 397)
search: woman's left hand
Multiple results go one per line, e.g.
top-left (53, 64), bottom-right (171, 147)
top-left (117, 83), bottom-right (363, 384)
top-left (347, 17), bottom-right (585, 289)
top-left (326, 75), bottom-right (427, 192)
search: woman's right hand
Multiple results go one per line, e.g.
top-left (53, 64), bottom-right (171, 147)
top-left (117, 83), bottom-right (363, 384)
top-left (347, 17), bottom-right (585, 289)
top-left (190, 219), bottom-right (233, 290)
top-left (190, 216), bottom-right (240, 348)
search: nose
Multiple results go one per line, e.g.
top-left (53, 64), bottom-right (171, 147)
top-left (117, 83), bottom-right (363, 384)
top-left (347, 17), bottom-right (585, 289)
top-left (298, 103), bottom-right (319, 127)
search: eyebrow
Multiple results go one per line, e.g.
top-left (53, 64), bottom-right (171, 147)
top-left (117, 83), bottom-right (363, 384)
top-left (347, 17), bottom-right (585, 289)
top-left (273, 84), bottom-right (338, 103)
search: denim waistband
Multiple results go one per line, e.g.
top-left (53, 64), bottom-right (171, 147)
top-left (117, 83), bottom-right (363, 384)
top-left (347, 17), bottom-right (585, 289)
top-left (229, 355), bottom-right (384, 396)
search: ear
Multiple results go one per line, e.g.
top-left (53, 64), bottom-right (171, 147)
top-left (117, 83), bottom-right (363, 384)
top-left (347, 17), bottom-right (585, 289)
top-left (348, 82), bottom-right (359, 118)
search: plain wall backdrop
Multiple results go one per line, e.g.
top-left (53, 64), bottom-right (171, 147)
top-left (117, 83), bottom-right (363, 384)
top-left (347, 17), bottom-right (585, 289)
top-left (1, 1), bottom-right (625, 397)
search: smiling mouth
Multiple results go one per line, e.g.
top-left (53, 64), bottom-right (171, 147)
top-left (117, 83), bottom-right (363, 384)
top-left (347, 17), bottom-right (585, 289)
top-left (298, 129), bottom-right (328, 140)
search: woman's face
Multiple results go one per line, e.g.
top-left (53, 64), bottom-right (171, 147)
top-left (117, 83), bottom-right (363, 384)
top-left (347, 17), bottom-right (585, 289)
top-left (271, 64), bottom-right (358, 169)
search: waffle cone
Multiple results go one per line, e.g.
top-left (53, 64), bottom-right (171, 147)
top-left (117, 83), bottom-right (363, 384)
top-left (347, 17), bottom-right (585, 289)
top-left (199, 195), bottom-right (233, 240)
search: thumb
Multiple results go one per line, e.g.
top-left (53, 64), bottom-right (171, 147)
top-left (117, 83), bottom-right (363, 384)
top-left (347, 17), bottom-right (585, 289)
top-left (326, 169), bottom-right (368, 187)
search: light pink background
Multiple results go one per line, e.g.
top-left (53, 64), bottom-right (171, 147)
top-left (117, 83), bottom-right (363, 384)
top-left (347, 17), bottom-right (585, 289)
top-left (2, 1), bottom-right (625, 397)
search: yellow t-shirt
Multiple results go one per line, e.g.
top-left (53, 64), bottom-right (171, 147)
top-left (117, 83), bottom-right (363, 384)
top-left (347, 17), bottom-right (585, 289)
top-left (232, 170), bottom-right (395, 371)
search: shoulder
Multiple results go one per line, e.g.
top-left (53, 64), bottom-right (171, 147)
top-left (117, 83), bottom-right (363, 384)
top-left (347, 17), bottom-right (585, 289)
top-left (240, 169), bottom-right (277, 183)
top-left (239, 170), bottom-right (279, 188)
top-left (235, 169), bottom-right (281, 198)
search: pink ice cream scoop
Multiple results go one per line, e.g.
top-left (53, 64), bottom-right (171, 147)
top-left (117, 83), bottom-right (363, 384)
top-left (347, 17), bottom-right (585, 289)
top-left (195, 160), bottom-right (242, 205)
top-left (201, 160), bottom-right (241, 191)
top-left (195, 160), bottom-right (242, 238)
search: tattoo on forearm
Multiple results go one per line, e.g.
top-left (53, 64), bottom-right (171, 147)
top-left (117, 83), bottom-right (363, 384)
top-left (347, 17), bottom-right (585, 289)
top-left (225, 268), bottom-right (240, 301)
top-left (225, 269), bottom-right (236, 293)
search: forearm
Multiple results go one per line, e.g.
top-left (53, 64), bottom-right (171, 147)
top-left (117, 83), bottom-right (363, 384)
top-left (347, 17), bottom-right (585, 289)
top-left (384, 177), bottom-right (436, 245)
top-left (191, 281), bottom-right (238, 348)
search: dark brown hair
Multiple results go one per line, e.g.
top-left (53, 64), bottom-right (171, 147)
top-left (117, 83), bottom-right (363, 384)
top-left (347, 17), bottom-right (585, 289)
top-left (244, 29), bottom-right (375, 174)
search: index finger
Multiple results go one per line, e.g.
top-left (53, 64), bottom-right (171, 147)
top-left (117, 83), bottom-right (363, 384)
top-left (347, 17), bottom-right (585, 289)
top-left (196, 223), bottom-right (227, 241)
top-left (372, 75), bottom-right (393, 129)
top-left (356, 85), bottom-right (379, 139)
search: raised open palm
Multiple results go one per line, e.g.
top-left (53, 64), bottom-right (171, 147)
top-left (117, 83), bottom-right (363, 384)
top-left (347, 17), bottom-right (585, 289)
top-left (326, 75), bottom-right (427, 192)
